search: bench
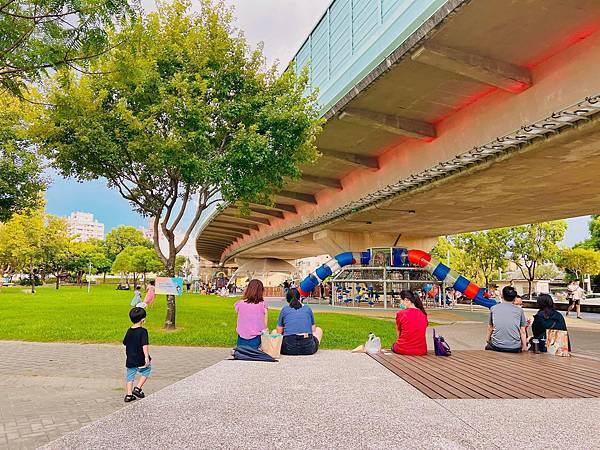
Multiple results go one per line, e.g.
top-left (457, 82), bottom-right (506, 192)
top-left (371, 350), bottom-right (600, 399)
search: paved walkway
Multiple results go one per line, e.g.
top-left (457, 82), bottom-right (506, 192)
top-left (0, 342), bottom-right (229, 449)
top-left (43, 350), bottom-right (600, 449)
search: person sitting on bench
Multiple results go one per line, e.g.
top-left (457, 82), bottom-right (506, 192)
top-left (392, 290), bottom-right (428, 356)
top-left (530, 293), bottom-right (568, 352)
top-left (485, 286), bottom-right (527, 353)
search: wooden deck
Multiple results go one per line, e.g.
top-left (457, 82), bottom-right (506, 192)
top-left (370, 350), bottom-right (600, 399)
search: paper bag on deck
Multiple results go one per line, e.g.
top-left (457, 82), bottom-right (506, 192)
top-left (260, 333), bottom-right (283, 359)
top-left (546, 329), bottom-right (570, 357)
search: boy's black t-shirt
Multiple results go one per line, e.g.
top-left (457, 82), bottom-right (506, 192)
top-left (123, 327), bottom-right (150, 368)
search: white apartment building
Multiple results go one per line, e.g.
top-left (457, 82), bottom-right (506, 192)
top-left (295, 255), bottom-right (330, 279)
top-left (67, 212), bottom-right (105, 242)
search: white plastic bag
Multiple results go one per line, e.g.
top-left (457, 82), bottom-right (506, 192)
top-left (364, 333), bottom-right (381, 354)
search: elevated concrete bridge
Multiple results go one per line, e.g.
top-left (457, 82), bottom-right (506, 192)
top-left (197, 0), bottom-right (600, 264)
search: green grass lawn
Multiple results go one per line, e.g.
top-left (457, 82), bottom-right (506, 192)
top-left (0, 284), bottom-right (403, 349)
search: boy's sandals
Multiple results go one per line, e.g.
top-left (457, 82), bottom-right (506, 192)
top-left (124, 394), bottom-right (137, 403)
top-left (133, 387), bottom-right (145, 399)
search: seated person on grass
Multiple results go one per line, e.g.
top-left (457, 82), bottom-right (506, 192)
top-left (392, 290), bottom-right (428, 356)
top-left (276, 288), bottom-right (323, 356)
top-left (485, 286), bottom-right (528, 353)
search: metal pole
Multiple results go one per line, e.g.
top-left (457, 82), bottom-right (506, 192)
top-left (383, 266), bottom-right (387, 309)
top-left (87, 261), bottom-right (92, 294)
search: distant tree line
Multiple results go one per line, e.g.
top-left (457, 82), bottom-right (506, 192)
top-left (0, 204), bottom-right (188, 293)
top-left (432, 218), bottom-right (600, 297)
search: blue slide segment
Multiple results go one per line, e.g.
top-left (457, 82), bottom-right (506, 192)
top-left (297, 247), bottom-right (497, 310)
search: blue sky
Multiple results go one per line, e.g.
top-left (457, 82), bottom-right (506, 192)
top-left (45, 175), bottom-right (148, 231)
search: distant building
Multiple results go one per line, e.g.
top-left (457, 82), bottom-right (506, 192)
top-left (138, 226), bottom-right (154, 241)
top-left (295, 255), bottom-right (330, 279)
top-left (144, 219), bottom-right (201, 278)
top-left (66, 212), bottom-right (105, 242)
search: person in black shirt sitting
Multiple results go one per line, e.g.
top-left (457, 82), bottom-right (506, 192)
top-left (530, 293), bottom-right (569, 352)
top-left (123, 307), bottom-right (152, 402)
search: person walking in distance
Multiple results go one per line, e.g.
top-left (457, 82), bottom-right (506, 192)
top-left (566, 280), bottom-right (585, 319)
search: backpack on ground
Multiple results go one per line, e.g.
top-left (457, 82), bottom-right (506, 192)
top-left (432, 329), bottom-right (451, 356)
top-left (232, 346), bottom-right (278, 362)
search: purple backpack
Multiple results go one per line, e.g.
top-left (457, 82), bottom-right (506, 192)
top-left (433, 329), bottom-right (451, 356)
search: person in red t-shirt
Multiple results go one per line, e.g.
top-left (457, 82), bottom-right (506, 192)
top-left (392, 290), bottom-right (428, 356)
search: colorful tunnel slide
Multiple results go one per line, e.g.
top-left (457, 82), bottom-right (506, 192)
top-left (297, 248), bottom-right (497, 309)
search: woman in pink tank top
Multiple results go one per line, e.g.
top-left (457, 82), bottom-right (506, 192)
top-left (234, 279), bottom-right (267, 349)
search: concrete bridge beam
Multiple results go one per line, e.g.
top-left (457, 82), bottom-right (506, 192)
top-left (312, 230), bottom-right (436, 256)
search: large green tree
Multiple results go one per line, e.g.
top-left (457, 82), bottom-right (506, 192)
top-left (455, 229), bottom-right (510, 289)
top-left (0, 0), bottom-right (135, 96)
top-left (431, 236), bottom-right (475, 281)
top-left (0, 94), bottom-right (45, 222)
top-left (0, 205), bottom-right (66, 292)
top-left (103, 225), bottom-right (151, 261)
top-left (112, 245), bottom-right (162, 287)
top-left (66, 240), bottom-right (107, 286)
top-left (38, 214), bottom-right (71, 289)
top-left (2, 206), bottom-right (45, 292)
top-left (577, 215), bottom-right (600, 251)
top-left (507, 221), bottom-right (567, 298)
top-left (557, 247), bottom-right (600, 282)
top-left (37, 0), bottom-right (321, 329)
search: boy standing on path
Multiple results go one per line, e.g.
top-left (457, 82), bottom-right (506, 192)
top-left (123, 307), bottom-right (152, 403)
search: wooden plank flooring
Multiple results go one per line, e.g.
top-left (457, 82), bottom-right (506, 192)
top-left (371, 350), bottom-right (600, 399)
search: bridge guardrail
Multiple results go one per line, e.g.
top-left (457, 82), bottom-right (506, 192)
top-left (292, 0), bottom-right (450, 114)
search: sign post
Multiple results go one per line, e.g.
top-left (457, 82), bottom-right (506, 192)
top-left (155, 277), bottom-right (184, 296)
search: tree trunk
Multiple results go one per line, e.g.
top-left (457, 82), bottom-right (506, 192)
top-left (55, 271), bottom-right (60, 290)
top-left (103, 272), bottom-right (107, 283)
top-left (164, 263), bottom-right (176, 330)
top-left (527, 279), bottom-right (533, 299)
top-left (30, 259), bottom-right (35, 294)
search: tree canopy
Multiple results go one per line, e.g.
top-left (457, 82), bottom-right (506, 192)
top-left (0, 94), bottom-right (45, 222)
top-left (0, 0), bottom-right (135, 96)
top-left (507, 221), bottom-right (567, 297)
top-left (557, 247), bottom-right (600, 282)
top-left (37, 0), bottom-right (322, 328)
top-left (103, 225), bottom-right (151, 261)
top-left (112, 245), bottom-right (162, 286)
top-left (455, 229), bottom-right (509, 288)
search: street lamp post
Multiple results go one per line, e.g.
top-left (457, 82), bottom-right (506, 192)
top-left (87, 261), bottom-right (92, 294)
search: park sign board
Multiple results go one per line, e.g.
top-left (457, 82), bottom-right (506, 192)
top-left (155, 277), bottom-right (184, 296)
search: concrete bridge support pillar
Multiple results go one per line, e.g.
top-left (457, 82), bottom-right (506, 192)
top-left (312, 230), bottom-right (436, 257)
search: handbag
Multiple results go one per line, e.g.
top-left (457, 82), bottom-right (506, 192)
top-left (433, 329), bottom-right (451, 356)
top-left (260, 332), bottom-right (283, 359)
top-left (546, 329), bottom-right (570, 357)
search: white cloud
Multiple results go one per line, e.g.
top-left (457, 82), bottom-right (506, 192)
top-left (223, 0), bottom-right (330, 67)
top-left (140, 0), bottom-right (330, 67)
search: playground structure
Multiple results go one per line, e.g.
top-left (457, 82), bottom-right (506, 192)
top-left (299, 247), bottom-right (496, 309)
top-left (331, 264), bottom-right (442, 309)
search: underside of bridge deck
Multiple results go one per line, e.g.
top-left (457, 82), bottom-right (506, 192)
top-left (197, 0), bottom-right (600, 263)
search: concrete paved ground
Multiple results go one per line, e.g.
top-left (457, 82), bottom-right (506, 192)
top-left (0, 342), bottom-right (229, 449)
top-left (43, 350), bottom-right (600, 450)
